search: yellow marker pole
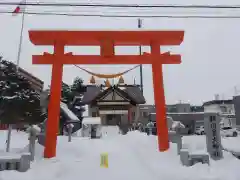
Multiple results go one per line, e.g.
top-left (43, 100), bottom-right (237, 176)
top-left (100, 153), bottom-right (109, 168)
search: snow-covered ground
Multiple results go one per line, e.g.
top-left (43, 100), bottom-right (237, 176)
top-left (0, 130), bottom-right (240, 180)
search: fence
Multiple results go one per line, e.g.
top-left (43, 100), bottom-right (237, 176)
top-left (0, 124), bottom-right (8, 130)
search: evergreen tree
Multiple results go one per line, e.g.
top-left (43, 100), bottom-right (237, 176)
top-left (40, 76), bottom-right (86, 134)
top-left (69, 77), bottom-right (86, 120)
top-left (71, 77), bottom-right (85, 94)
top-left (61, 82), bottom-right (73, 104)
top-left (0, 57), bottom-right (43, 125)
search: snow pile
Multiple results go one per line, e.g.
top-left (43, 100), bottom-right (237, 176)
top-left (101, 126), bottom-right (120, 137)
top-left (222, 137), bottom-right (240, 153)
top-left (0, 130), bottom-right (28, 153)
top-left (82, 117), bottom-right (101, 125)
top-left (0, 130), bottom-right (240, 180)
top-left (60, 102), bottom-right (79, 121)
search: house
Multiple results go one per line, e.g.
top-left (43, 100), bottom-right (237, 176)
top-left (203, 99), bottom-right (236, 128)
top-left (137, 105), bottom-right (155, 125)
top-left (203, 99), bottom-right (235, 114)
top-left (233, 96), bottom-right (240, 128)
top-left (81, 84), bottom-right (146, 133)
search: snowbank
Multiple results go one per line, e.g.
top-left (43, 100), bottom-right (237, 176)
top-left (0, 130), bottom-right (240, 180)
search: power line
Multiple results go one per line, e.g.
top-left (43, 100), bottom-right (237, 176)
top-left (1, 2), bottom-right (240, 9)
top-left (1, 10), bottom-right (240, 19)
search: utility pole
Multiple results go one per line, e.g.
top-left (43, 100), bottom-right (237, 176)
top-left (7, 1), bottom-right (26, 153)
top-left (138, 18), bottom-right (144, 94)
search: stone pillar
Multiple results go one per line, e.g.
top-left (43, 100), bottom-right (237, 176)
top-left (27, 125), bottom-right (41, 161)
top-left (204, 112), bottom-right (223, 160)
top-left (67, 124), bottom-right (73, 142)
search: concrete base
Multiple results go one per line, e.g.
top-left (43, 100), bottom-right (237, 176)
top-left (0, 153), bottom-right (31, 172)
top-left (180, 149), bottom-right (209, 166)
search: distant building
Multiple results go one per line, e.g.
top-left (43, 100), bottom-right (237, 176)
top-left (203, 99), bottom-right (236, 128)
top-left (166, 103), bottom-right (203, 113)
top-left (203, 99), bottom-right (235, 114)
top-left (233, 96), bottom-right (240, 128)
top-left (137, 105), bottom-right (155, 125)
top-left (190, 105), bottom-right (204, 112)
top-left (167, 103), bottom-right (191, 113)
top-left (167, 112), bottom-right (205, 134)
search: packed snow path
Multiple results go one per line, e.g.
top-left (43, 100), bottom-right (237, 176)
top-left (1, 131), bottom-right (240, 180)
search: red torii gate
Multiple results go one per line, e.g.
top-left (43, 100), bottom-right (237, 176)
top-left (29, 30), bottom-right (184, 158)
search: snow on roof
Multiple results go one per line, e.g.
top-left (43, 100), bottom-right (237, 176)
top-left (60, 102), bottom-right (79, 121)
top-left (82, 117), bottom-right (101, 125)
top-left (167, 112), bottom-right (205, 115)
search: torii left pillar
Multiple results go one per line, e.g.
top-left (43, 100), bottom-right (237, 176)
top-left (44, 42), bottom-right (64, 158)
top-left (29, 30), bottom-right (184, 158)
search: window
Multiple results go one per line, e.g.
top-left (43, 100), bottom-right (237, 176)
top-left (142, 112), bottom-right (148, 118)
top-left (220, 106), bottom-right (227, 113)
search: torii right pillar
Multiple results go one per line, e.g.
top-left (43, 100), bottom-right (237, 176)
top-left (150, 44), bottom-right (183, 151)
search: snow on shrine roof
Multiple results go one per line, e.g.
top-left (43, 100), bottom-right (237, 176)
top-left (82, 85), bottom-right (145, 104)
top-left (60, 102), bottom-right (79, 121)
top-left (82, 117), bottom-right (101, 125)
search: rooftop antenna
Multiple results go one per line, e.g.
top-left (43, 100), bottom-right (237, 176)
top-left (214, 94), bottom-right (220, 100)
top-left (221, 94), bottom-right (225, 105)
top-left (234, 86), bottom-right (238, 96)
top-left (138, 18), bottom-right (144, 94)
top-left (222, 94), bottom-right (225, 100)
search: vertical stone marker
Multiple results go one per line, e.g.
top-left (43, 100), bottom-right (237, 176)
top-left (204, 112), bottom-right (223, 160)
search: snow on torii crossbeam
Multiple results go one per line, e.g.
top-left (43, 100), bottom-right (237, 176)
top-left (29, 30), bottom-right (184, 158)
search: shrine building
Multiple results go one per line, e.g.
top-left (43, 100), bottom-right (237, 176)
top-left (81, 84), bottom-right (146, 132)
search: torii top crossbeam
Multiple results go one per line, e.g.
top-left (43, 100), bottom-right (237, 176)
top-left (29, 30), bottom-right (184, 45)
top-left (29, 31), bottom-right (184, 65)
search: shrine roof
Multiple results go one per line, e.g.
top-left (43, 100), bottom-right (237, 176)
top-left (81, 85), bottom-right (145, 105)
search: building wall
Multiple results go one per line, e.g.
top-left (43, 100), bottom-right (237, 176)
top-left (204, 104), bottom-right (235, 114)
top-left (131, 105), bottom-right (155, 125)
top-left (204, 103), bottom-right (236, 128)
top-left (167, 103), bottom-right (191, 113)
top-left (88, 105), bottom-right (130, 127)
top-left (88, 105), bottom-right (99, 117)
top-left (233, 96), bottom-right (240, 127)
